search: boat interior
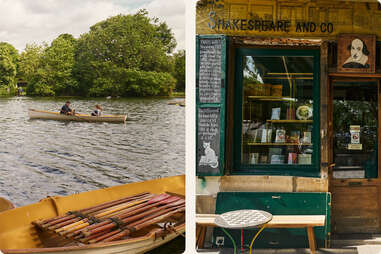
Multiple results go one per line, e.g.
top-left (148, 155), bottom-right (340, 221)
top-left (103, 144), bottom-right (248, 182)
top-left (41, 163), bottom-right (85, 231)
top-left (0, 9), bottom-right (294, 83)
top-left (0, 175), bottom-right (185, 252)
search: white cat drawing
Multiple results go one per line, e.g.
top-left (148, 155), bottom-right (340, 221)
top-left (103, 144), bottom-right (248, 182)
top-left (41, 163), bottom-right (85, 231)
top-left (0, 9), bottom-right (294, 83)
top-left (199, 142), bottom-right (218, 168)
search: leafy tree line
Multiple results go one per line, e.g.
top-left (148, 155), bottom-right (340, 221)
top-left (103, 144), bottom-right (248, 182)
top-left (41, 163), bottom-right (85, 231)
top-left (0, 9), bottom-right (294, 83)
top-left (0, 10), bottom-right (185, 97)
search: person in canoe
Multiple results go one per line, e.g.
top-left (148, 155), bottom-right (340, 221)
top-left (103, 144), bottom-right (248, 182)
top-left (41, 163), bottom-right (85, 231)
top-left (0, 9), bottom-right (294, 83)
top-left (91, 104), bottom-right (103, 116)
top-left (60, 101), bottom-right (75, 115)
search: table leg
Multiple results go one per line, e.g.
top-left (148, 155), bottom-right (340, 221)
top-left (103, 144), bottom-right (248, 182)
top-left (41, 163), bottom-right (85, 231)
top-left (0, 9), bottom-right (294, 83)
top-left (199, 226), bottom-right (206, 249)
top-left (221, 227), bottom-right (237, 254)
top-left (241, 228), bottom-right (243, 254)
top-left (249, 224), bottom-right (266, 254)
top-left (307, 226), bottom-right (316, 254)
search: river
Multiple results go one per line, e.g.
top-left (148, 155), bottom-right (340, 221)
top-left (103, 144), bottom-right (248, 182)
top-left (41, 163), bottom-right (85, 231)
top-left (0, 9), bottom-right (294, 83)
top-left (0, 96), bottom-right (184, 207)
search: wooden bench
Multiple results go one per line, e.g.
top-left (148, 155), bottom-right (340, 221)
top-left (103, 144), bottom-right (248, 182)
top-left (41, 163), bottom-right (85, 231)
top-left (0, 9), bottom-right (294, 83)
top-left (196, 214), bottom-right (326, 254)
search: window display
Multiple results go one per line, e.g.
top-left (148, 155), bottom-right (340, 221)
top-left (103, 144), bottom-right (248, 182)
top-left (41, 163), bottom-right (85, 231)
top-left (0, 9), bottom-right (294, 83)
top-left (240, 54), bottom-right (317, 168)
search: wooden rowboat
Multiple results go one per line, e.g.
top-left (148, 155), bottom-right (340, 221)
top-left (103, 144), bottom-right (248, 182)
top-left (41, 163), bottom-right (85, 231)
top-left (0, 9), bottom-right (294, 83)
top-left (0, 175), bottom-right (185, 254)
top-left (28, 109), bottom-right (127, 123)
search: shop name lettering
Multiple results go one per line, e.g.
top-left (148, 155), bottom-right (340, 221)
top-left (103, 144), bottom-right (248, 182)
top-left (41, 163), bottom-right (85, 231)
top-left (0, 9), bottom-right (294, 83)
top-left (208, 11), bottom-right (334, 33)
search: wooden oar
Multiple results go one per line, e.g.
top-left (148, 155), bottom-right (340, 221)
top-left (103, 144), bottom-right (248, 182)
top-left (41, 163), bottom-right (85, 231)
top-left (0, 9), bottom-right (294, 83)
top-left (87, 204), bottom-right (185, 243)
top-left (84, 200), bottom-right (185, 243)
top-left (37, 192), bottom-right (152, 229)
top-left (46, 194), bottom-right (153, 231)
top-left (57, 194), bottom-right (173, 236)
top-left (69, 195), bottom-right (180, 239)
top-left (81, 197), bottom-right (183, 237)
top-left (56, 197), bottom-right (152, 235)
top-left (99, 205), bottom-right (185, 243)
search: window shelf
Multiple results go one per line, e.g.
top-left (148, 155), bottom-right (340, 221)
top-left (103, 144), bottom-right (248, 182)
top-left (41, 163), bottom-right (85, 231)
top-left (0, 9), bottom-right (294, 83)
top-left (247, 96), bottom-right (297, 102)
top-left (266, 120), bottom-right (313, 124)
top-left (246, 142), bottom-right (313, 146)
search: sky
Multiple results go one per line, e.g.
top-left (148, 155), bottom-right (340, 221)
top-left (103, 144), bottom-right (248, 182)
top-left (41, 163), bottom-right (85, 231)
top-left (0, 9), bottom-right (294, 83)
top-left (0, 0), bottom-right (185, 52)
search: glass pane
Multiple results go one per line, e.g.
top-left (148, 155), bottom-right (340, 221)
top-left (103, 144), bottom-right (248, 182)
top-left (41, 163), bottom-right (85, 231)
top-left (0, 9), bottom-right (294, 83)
top-left (333, 82), bottom-right (378, 179)
top-left (241, 55), bottom-right (314, 166)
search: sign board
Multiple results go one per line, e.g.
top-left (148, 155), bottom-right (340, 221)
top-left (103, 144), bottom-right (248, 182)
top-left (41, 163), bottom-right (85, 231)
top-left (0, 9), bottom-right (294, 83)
top-left (196, 35), bottom-right (226, 176)
top-left (198, 38), bottom-right (222, 103)
top-left (196, 0), bottom-right (381, 39)
top-left (197, 108), bottom-right (220, 174)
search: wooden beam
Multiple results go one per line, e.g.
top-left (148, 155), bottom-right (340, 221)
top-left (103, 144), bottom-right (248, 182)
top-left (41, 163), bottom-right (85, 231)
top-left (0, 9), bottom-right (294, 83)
top-left (328, 72), bottom-right (381, 78)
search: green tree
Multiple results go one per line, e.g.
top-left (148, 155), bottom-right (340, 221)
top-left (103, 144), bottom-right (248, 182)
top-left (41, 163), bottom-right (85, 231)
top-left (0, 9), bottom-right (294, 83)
top-left (172, 50), bottom-right (185, 92)
top-left (17, 43), bottom-right (45, 83)
top-left (27, 34), bottom-right (78, 96)
top-left (74, 9), bottom-right (177, 96)
top-left (0, 43), bottom-right (18, 92)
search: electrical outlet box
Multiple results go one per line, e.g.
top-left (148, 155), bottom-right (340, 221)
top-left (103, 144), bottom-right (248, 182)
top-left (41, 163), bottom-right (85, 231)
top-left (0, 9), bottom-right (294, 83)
top-left (216, 236), bottom-right (224, 246)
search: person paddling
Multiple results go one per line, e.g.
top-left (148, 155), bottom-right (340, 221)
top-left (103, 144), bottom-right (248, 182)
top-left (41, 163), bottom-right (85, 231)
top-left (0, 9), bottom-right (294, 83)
top-left (91, 104), bottom-right (103, 116)
top-left (60, 101), bottom-right (75, 115)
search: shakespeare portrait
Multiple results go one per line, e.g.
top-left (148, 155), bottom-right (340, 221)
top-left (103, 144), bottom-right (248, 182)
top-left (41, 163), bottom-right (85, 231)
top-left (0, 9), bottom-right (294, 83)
top-left (342, 38), bottom-right (369, 69)
top-left (338, 34), bottom-right (375, 73)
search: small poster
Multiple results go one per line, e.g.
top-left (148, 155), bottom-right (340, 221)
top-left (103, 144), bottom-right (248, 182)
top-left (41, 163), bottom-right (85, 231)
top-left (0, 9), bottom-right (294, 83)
top-left (275, 129), bottom-right (286, 143)
top-left (271, 155), bottom-right (285, 164)
top-left (303, 132), bottom-right (312, 144)
top-left (289, 131), bottom-right (300, 143)
top-left (250, 153), bottom-right (259, 164)
top-left (288, 153), bottom-right (297, 164)
top-left (259, 155), bottom-right (268, 164)
top-left (350, 125), bottom-right (360, 144)
top-left (271, 108), bottom-right (281, 120)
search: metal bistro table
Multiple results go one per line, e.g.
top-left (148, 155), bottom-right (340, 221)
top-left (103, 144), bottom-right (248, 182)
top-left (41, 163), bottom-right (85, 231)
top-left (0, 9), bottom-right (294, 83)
top-left (215, 209), bottom-right (272, 254)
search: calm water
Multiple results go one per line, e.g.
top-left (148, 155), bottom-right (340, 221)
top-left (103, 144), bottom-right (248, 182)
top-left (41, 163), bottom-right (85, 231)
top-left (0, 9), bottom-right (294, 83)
top-left (0, 97), bottom-right (184, 207)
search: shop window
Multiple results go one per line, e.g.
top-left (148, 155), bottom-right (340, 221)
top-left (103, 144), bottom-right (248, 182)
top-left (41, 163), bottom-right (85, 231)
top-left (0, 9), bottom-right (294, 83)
top-left (233, 49), bottom-right (320, 176)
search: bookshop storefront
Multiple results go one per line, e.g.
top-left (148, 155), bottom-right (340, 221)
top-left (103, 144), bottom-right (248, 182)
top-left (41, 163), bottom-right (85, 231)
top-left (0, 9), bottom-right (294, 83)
top-left (196, 0), bottom-right (381, 245)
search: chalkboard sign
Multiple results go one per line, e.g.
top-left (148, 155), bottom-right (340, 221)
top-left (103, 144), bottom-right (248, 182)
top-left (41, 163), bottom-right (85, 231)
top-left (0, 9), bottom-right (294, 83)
top-left (198, 38), bottom-right (222, 103)
top-left (197, 107), bottom-right (220, 174)
top-left (196, 35), bottom-right (226, 176)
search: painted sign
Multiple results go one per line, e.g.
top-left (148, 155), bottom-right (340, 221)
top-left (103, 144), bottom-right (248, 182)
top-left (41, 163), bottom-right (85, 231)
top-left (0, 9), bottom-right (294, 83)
top-left (196, 0), bottom-right (381, 38)
top-left (208, 11), bottom-right (334, 34)
top-left (197, 107), bottom-right (220, 174)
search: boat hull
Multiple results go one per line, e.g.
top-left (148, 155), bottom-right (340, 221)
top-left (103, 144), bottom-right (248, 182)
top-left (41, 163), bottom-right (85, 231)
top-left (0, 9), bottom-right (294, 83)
top-left (2, 228), bottom-right (183, 254)
top-left (28, 109), bottom-right (127, 123)
top-left (0, 175), bottom-right (185, 254)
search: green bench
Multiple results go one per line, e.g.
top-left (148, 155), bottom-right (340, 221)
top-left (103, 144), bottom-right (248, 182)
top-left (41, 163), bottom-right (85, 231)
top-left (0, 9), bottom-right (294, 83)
top-left (196, 192), bottom-right (331, 253)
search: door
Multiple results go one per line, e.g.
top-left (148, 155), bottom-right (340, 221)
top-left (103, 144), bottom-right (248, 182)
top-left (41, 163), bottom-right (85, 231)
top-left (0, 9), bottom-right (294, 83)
top-left (330, 79), bottom-right (381, 234)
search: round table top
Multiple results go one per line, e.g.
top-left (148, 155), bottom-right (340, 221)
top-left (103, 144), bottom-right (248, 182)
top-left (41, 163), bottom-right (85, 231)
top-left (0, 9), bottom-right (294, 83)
top-left (215, 209), bottom-right (272, 229)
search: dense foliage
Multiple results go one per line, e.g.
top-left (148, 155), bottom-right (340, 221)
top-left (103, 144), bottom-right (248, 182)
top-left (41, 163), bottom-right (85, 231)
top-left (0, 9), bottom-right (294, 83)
top-left (2, 10), bottom-right (185, 97)
top-left (172, 50), bottom-right (185, 92)
top-left (0, 42), bottom-right (18, 93)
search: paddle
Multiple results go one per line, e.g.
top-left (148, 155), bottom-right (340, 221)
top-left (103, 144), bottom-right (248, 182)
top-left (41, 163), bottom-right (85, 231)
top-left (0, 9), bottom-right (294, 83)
top-left (86, 202), bottom-right (185, 243)
top-left (98, 205), bottom-right (185, 243)
top-left (36, 192), bottom-right (151, 228)
top-left (55, 196), bottom-right (153, 235)
top-left (81, 196), bottom-right (183, 238)
top-left (57, 194), bottom-right (176, 237)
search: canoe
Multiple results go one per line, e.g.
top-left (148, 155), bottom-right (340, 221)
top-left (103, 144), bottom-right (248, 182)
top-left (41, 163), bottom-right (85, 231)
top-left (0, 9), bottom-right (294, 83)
top-left (0, 175), bottom-right (185, 254)
top-left (28, 109), bottom-right (127, 123)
